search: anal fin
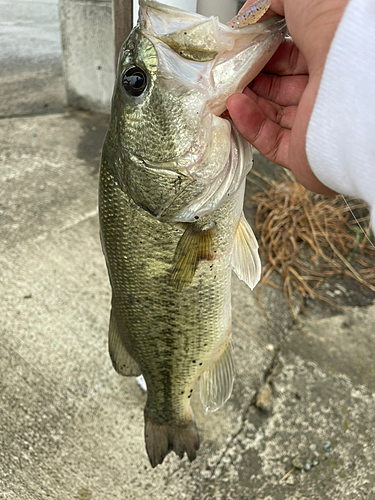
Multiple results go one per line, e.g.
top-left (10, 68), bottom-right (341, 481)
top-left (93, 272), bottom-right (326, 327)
top-left (232, 212), bottom-right (261, 290)
top-left (199, 340), bottom-right (235, 413)
top-left (108, 308), bottom-right (141, 376)
top-left (171, 222), bottom-right (217, 290)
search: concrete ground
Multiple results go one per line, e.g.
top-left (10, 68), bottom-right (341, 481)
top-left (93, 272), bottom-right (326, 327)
top-left (0, 0), bottom-right (65, 118)
top-left (1, 1), bottom-right (375, 499)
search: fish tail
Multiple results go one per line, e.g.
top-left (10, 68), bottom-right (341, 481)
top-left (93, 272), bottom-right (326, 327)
top-left (144, 411), bottom-right (200, 468)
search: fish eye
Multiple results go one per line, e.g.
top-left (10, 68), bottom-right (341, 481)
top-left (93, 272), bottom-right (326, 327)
top-left (122, 66), bottom-right (148, 97)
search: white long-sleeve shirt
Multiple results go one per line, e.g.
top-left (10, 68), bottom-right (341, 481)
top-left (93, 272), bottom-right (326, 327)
top-left (306, 0), bottom-right (375, 231)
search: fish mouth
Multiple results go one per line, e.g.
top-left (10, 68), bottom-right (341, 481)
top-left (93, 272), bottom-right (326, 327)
top-left (208, 15), bottom-right (287, 116)
top-left (139, 0), bottom-right (286, 116)
top-left (168, 16), bottom-right (288, 118)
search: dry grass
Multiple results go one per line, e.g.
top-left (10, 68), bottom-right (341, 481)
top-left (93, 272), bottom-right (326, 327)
top-left (250, 172), bottom-right (375, 321)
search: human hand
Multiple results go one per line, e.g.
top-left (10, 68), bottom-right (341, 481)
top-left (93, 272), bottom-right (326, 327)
top-left (227, 0), bottom-right (349, 194)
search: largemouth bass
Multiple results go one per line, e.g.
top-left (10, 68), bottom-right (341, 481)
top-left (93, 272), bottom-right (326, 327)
top-left (99, 0), bottom-right (286, 467)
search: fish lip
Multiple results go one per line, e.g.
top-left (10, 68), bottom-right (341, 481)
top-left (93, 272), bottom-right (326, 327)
top-left (207, 16), bottom-right (287, 116)
top-left (139, 0), bottom-right (212, 33)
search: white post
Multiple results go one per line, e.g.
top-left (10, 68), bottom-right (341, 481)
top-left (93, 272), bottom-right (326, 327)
top-left (196, 0), bottom-right (239, 22)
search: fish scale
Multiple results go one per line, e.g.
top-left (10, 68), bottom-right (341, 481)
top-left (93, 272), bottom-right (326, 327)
top-left (100, 153), bottom-right (236, 407)
top-left (99, 0), bottom-right (286, 467)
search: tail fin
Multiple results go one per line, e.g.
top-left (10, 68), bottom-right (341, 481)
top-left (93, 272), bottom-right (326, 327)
top-left (144, 412), bottom-right (200, 468)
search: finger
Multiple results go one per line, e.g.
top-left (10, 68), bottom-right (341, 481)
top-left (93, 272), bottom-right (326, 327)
top-left (263, 39), bottom-right (308, 76)
top-left (243, 87), bottom-right (297, 129)
top-left (227, 92), bottom-right (290, 168)
top-left (249, 73), bottom-right (308, 107)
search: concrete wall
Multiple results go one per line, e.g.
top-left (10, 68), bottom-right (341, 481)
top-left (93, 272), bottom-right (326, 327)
top-left (59, 0), bottom-right (116, 113)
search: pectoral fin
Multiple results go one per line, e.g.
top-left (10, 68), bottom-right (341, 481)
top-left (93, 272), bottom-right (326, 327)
top-left (108, 308), bottom-right (141, 376)
top-left (171, 223), bottom-right (217, 290)
top-left (232, 212), bottom-right (261, 289)
top-left (199, 340), bottom-right (235, 412)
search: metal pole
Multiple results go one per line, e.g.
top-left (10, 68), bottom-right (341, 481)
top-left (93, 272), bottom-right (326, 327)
top-left (112, 0), bottom-right (133, 65)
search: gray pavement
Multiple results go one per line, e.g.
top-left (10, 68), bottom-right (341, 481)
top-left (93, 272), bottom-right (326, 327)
top-left (0, 0), bottom-right (65, 117)
top-left (1, 2), bottom-right (375, 499)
